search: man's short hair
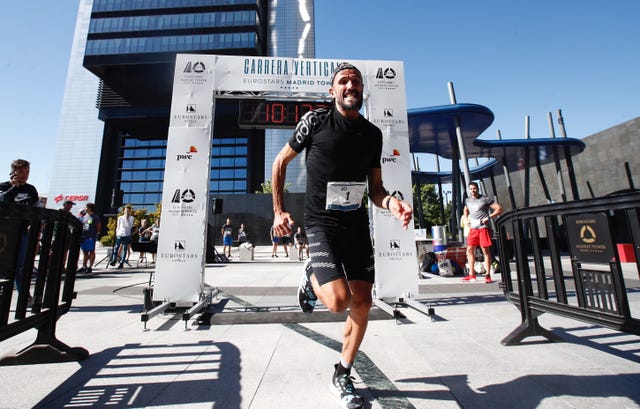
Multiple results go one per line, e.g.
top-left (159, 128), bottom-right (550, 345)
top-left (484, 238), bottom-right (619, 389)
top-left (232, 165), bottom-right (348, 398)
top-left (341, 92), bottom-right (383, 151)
top-left (468, 181), bottom-right (479, 189)
top-left (11, 159), bottom-right (30, 171)
top-left (86, 203), bottom-right (95, 211)
top-left (331, 62), bottom-right (362, 85)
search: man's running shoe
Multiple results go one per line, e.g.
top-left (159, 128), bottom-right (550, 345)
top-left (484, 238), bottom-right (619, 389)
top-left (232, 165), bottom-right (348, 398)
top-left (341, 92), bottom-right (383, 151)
top-left (297, 259), bottom-right (317, 314)
top-left (330, 364), bottom-right (364, 409)
top-left (485, 275), bottom-right (493, 284)
top-left (461, 275), bottom-right (477, 282)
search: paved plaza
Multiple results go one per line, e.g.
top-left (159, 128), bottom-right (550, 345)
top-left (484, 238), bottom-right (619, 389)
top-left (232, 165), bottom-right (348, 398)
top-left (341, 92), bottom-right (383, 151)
top-left (1, 244), bottom-right (639, 409)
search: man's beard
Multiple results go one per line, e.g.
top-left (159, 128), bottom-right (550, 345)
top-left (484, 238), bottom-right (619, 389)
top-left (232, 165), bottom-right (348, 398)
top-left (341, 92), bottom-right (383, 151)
top-left (336, 95), bottom-right (363, 112)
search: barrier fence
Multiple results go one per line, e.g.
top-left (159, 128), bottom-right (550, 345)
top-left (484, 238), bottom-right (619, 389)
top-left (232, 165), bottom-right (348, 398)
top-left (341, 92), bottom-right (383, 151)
top-left (495, 191), bottom-right (640, 345)
top-left (0, 202), bottom-right (88, 365)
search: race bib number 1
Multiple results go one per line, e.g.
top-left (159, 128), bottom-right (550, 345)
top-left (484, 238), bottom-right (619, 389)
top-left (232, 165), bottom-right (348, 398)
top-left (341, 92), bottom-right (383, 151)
top-left (325, 182), bottom-right (366, 211)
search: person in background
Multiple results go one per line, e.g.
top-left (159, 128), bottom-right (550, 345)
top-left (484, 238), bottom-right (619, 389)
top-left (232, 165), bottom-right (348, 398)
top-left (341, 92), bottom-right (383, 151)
top-left (60, 200), bottom-right (75, 213)
top-left (0, 159), bottom-right (39, 206)
top-left (57, 200), bottom-right (76, 267)
top-left (136, 218), bottom-right (152, 262)
top-left (269, 224), bottom-right (289, 258)
top-left (0, 159), bottom-right (40, 300)
top-left (461, 181), bottom-right (503, 283)
top-left (149, 218), bottom-right (160, 263)
top-left (221, 218), bottom-right (234, 258)
top-left (111, 205), bottom-right (134, 269)
top-left (237, 223), bottom-right (248, 246)
top-left (294, 226), bottom-right (309, 260)
top-left (271, 62), bottom-right (413, 409)
top-left (78, 203), bottom-right (101, 274)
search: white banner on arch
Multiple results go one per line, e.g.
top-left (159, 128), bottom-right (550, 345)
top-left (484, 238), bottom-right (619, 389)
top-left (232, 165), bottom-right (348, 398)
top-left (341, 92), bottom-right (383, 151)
top-left (154, 54), bottom-right (417, 303)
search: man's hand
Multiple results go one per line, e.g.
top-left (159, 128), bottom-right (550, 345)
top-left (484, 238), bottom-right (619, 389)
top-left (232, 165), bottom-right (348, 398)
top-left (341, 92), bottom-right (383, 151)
top-left (272, 211), bottom-right (294, 237)
top-left (389, 198), bottom-right (413, 230)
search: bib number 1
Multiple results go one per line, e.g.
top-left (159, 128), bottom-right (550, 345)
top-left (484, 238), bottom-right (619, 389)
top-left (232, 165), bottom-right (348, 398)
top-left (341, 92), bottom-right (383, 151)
top-left (325, 182), bottom-right (366, 211)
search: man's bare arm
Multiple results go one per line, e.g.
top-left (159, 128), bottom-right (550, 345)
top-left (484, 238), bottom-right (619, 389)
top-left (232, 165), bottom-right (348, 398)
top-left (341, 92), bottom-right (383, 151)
top-left (271, 144), bottom-right (298, 236)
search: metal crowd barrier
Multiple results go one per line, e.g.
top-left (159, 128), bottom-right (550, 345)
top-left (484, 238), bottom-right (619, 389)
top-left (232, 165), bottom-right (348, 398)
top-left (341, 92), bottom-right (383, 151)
top-left (0, 202), bottom-right (88, 365)
top-left (495, 191), bottom-right (640, 346)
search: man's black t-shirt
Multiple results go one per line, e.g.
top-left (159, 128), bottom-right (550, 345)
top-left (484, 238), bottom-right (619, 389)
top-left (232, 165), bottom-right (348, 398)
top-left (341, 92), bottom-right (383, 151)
top-left (288, 107), bottom-right (383, 228)
top-left (0, 181), bottom-right (39, 206)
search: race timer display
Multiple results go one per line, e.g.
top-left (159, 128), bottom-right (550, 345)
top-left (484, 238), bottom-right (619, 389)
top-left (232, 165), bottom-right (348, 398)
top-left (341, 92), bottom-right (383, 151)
top-left (238, 100), bottom-right (330, 129)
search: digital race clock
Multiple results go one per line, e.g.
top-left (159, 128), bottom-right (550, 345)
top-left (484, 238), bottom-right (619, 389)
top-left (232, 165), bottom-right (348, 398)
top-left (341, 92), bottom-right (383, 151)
top-left (238, 100), bottom-right (330, 129)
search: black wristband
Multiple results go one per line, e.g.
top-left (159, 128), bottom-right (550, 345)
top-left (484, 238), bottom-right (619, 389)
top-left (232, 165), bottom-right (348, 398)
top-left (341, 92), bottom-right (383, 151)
top-left (383, 195), bottom-right (392, 210)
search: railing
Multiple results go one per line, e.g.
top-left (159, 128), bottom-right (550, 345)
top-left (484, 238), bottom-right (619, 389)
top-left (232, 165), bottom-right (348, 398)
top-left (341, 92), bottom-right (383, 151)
top-left (495, 191), bottom-right (640, 345)
top-left (0, 202), bottom-right (88, 365)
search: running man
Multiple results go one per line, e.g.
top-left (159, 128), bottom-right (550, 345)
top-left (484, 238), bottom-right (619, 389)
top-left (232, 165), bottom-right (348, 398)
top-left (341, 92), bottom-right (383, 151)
top-left (271, 62), bottom-right (412, 409)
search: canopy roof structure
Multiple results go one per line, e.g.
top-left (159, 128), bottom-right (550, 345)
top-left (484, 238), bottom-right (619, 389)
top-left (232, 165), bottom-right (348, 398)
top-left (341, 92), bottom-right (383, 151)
top-left (407, 103), bottom-right (586, 182)
top-left (407, 103), bottom-right (586, 235)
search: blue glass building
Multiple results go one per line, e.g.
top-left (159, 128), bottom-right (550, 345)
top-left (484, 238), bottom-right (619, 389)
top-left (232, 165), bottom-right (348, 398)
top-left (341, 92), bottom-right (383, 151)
top-left (50, 0), bottom-right (314, 215)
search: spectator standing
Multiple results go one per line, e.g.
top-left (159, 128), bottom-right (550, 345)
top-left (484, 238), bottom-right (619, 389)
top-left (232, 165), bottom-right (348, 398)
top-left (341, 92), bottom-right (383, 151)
top-left (269, 225), bottom-right (289, 258)
top-left (78, 203), bottom-right (101, 274)
top-left (137, 218), bottom-right (152, 262)
top-left (0, 159), bottom-right (39, 298)
top-left (60, 200), bottom-right (75, 213)
top-left (57, 200), bottom-right (76, 266)
top-left (294, 226), bottom-right (309, 260)
top-left (0, 159), bottom-right (39, 206)
top-left (221, 218), bottom-right (234, 258)
top-left (269, 225), bottom-right (280, 257)
top-left (461, 181), bottom-right (503, 283)
top-left (111, 205), bottom-right (134, 269)
top-left (149, 218), bottom-right (160, 263)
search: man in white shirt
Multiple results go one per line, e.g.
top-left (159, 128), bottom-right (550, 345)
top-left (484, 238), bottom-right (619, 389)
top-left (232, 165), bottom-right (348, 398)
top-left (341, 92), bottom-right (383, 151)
top-left (111, 205), bottom-right (134, 268)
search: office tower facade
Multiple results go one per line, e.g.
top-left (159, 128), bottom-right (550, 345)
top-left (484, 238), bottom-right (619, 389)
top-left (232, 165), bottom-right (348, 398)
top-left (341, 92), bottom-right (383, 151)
top-left (50, 0), bottom-right (314, 215)
top-left (47, 0), bottom-right (103, 210)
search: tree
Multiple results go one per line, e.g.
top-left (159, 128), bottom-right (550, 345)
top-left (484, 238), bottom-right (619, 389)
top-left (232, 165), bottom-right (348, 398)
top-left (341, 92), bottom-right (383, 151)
top-left (412, 183), bottom-right (451, 231)
top-left (255, 180), bottom-right (290, 194)
top-left (99, 203), bottom-right (161, 246)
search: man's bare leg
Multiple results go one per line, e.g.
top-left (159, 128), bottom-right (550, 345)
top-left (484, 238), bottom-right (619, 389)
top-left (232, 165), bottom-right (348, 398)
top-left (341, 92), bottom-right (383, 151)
top-left (341, 281), bottom-right (372, 364)
top-left (310, 277), bottom-right (372, 364)
top-left (467, 245), bottom-right (477, 275)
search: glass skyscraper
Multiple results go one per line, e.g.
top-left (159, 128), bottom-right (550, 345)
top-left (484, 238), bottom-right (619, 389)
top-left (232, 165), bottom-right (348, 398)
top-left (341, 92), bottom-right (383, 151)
top-left (49, 0), bottom-right (314, 214)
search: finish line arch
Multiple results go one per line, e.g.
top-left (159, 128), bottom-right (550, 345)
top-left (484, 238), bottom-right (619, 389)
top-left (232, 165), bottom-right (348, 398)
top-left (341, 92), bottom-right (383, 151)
top-left (153, 54), bottom-right (417, 305)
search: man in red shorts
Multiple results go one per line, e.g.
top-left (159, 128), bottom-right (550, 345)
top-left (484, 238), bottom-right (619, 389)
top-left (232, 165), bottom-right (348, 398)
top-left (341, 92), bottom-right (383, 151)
top-left (461, 181), bottom-right (503, 283)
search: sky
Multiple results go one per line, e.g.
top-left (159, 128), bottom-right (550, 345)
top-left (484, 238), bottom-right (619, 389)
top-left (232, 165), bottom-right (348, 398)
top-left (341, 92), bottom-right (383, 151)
top-left (0, 0), bottom-right (638, 196)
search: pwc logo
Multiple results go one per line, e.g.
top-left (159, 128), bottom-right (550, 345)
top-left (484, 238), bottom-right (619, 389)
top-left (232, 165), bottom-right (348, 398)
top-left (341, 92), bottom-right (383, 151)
top-left (382, 149), bottom-right (401, 164)
top-left (177, 146), bottom-right (198, 161)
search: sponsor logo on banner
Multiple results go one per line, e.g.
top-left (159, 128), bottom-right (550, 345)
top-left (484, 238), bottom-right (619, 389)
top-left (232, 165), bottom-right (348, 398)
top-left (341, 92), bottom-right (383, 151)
top-left (184, 61), bottom-right (206, 73)
top-left (173, 104), bottom-right (208, 125)
top-left (376, 67), bottom-right (396, 80)
top-left (240, 57), bottom-right (344, 90)
top-left (167, 189), bottom-right (198, 216)
top-left (390, 190), bottom-right (405, 201)
top-left (176, 146), bottom-right (198, 161)
top-left (157, 239), bottom-right (199, 263)
top-left (382, 149), bottom-right (401, 164)
top-left (372, 107), bottom-right (406, 127)
top-left (53, 194), bottom-right (90, 204)
top-left (377, 238), bottom-right (414, 259)
top-left (158, 252), bottom-right (200, 262)
top-left (179, 60), bottom-right (208, 87)
top-left (372, 66), bottom-right (399, 91)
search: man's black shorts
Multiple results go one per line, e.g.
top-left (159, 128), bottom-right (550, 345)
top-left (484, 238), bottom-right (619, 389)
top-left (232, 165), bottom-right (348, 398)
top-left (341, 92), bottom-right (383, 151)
top-left (306, 224), bottom-right (375, 286)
